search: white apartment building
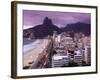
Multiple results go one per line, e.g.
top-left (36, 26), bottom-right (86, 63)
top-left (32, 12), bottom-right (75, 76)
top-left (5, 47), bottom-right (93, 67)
top-left (52, 54), bottom-right (69, 67)
top-left (74, 50), bottom-right (83, 66)
top-left (84, 46), bottom-right (91, 64)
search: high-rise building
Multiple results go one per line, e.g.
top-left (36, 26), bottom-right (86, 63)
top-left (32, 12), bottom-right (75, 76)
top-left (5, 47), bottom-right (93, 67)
top-left (52, 54), bottom-right (69, 67)
top-left (84, 46), bottom-right (91, 65)
top-left (74, 55), bottom-right (83, 66)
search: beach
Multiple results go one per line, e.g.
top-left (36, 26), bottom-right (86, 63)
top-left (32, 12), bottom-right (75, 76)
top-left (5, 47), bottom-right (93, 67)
top-left (23, 39), bottom-right (51, 68)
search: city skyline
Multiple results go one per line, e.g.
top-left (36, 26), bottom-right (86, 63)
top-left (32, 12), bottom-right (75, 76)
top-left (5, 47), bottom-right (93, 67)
top-left (23, 31), bottom-right (91, 69)
top-left (23, 10), bottom-right (91, 29)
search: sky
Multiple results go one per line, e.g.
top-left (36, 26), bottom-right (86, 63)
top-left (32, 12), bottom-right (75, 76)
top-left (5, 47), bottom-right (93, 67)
top-left (23, 10), bottom-right (91, 29)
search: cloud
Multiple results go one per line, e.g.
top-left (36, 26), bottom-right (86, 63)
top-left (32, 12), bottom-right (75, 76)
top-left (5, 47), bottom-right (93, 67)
top-left (23, 10), bottom-right (91, 29)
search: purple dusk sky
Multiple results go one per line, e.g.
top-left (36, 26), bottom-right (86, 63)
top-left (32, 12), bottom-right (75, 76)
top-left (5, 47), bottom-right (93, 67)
top-left (23, 10), bottom-right (91, 29)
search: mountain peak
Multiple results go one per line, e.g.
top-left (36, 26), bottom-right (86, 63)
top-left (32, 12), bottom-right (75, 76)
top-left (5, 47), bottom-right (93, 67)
top-left (43, 17), bottom-right (53, 26)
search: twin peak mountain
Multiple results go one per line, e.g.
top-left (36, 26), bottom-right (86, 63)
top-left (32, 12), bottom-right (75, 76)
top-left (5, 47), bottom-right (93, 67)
top-left (24, 17), bottom-right (90, 38)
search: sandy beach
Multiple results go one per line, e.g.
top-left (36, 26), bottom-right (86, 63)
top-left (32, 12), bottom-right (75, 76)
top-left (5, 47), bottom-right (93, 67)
top-left (23, 39), bottom-right (51, 68)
